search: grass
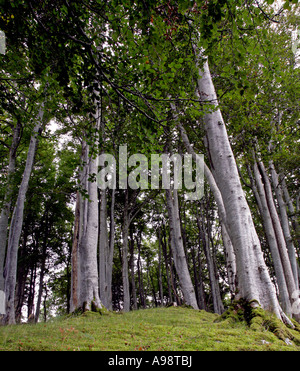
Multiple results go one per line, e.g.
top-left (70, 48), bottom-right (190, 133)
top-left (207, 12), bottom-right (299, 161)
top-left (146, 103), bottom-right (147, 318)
top-left (0, 306), bottom-right (300, 351)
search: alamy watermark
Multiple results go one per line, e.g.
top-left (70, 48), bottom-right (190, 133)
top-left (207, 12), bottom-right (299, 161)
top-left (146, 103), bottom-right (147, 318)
top-left (96, 145), bottom-right (204, 201)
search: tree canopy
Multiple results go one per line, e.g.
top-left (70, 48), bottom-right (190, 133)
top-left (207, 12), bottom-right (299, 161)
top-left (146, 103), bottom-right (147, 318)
top-left (0, 0), bottom-right (299, 326)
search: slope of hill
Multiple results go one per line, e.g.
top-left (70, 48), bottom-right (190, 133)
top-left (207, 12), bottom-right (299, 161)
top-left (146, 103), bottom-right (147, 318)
top-left (0, 306), bottom-right (299, 351)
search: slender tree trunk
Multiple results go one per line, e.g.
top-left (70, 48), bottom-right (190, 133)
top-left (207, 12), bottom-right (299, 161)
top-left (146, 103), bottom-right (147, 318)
top-left (35, 244), bottom-right (46, 323)
top-left (177, 121), bottom-right (236, 296)
top-left (122, 190), bottom-right (130, 312)
top-left (70, 191), bottom-right (81, 313)
top-left (257, 161), bottom-right (298, 319)
top-left (106, 188), bottom-right (115, 311)
top-left (129, 227), bottom-right (137, 310)
top-left (249, 162), bottom-right (291, 315)
top-left (3, 108), bottom-right (44, 324)
top-left (281, 178), bottom-right (300, 255)
top-left (161, 224), bottom-right (173, 305)
top-left (165, 188), bottom-right (199, 309)
top-left (15, 222), bottom-right (30, 323)
top-left (197, 206), bottom-right (224, 314)
top-left (270, 162), bottom-right (299, 289)
top-left (0, 121), bottom-right (21, 297)
top-left (136, 233), bottom-right (146, 309)
top-left (99, 188), bottom-right (109, 308)
top-left (196, 58), bottom-right (284, 320)
top-left (157, 228), bottom-right (164, 306)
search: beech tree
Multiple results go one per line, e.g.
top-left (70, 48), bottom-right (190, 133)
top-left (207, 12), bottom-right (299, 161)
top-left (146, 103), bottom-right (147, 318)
top-left (0, 0), bottom-right (299, 325)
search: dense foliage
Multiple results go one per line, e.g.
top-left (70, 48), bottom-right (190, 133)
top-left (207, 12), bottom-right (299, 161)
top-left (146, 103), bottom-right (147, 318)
top-left (0, 0), bottom-right (299, 323)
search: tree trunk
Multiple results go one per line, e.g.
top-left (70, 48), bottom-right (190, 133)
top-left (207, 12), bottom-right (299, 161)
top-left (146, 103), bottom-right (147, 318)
top-left (99, 188), bottom-right (109, 308)
top-left (0, 121), bottom-right (21, 297)
top-left (281, 178), bottom-right (300, 256)
top-left (122, 190), bottom-right (130, 312)
top-left (78, 141), bottom-right (102, 311)
top-left (34, 243), bottom-right (46, 323)
top-left (157, 228), bottom-right (164, 306)
top-left (161, 224), bottom-right (173, 305)
top-left (129, 227), bottom-right (137, 310)
top-left (269, 162), bottom-right (299, 289)
top-left (15, 220), bottom-right (30, 323)
top-left (257, 161), bottom-right (298, 318)
top-left (176, 121), bottom-right (236, 296)
top-left (165, 188), bottom-right (199, 309)
top-left (136, 233), bottom-right (146, 309)
top-left (196, 58), bottom-right (283, 319)
top-left (250, 162), bottom-right (291, 315)
top-left (70, 191), bottom-right (81, 313)
top-left (106, 188), bottom-right (116, 310)
top-left (3, 108), bottom-right (44, 324)
top-left (197, 206), bottom-right (224, 314)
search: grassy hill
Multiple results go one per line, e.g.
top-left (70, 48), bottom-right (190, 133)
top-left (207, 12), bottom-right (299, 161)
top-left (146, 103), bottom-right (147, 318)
top-left (0, 306), bottom-right (300, 351)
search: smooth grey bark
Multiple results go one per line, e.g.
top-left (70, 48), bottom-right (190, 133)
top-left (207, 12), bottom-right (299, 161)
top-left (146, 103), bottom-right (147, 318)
top-left (129, 228), bottom-right (138, 310)
top-left (157, 228), bottom-right (164, 305)
top-left (34, 243), bottom-right (47, 323)
top-left (3, 108), bottom-right (44, 324)
top-left (78, 141), bottom-right (102, 311)
top-left (122, 189), bottom-right (131, 312)
top-left (136, 232), bottom-right (146, 308)
top-left (70, 192), bottom-right (81, 313)
top-left (0, 121), bottom-right (21, 295)
top-left (250, 162), bottom-right (291, 315)
top-left (196, 206), bottom-right (224, 314)
top-left (165, 188), bottom-right (199, 309)
top-left (190, 243), bottom-right (206, 309)
top-left (281, 178), bottom-right (300, 282)
top-left (99, 188), bottom-right (109, 308)
top-left (196, 57), bottom-right (283, 320)
top-left (79, 147), bottom-right (102, 310)
top-left (281, 178), bottom-right (300, 254)
top-left (257, 161), bottom-right (298, 319)
top-left (269, 162), bottom-right (299, 289)
top-left (98, 188), bottom-right (116, 310)
top-left (161, 224), bottom-right (173, 304)
top-left (176, 121), bottom-right (236, 295)
top-left (106, 188), bottom-right (116, 310)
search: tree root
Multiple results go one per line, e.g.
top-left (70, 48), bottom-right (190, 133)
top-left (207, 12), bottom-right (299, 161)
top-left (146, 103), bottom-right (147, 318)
top-left (216, 299), bottom-right (300, 345)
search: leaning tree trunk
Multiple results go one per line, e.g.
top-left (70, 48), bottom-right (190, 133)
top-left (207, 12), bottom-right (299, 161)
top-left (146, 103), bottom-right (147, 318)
top-left (176, 121), bottom-right (236, 296)
top-left (250, 161), bottom-right (291, 316)
top-left (257, 160), bottom-right (298, 319)
top-left (269, 161), bottom-right (299, 289)
top-left (196, 58), bottom-right (285, 320)
top-left (0, 121), bottom-right (21, 297)
top-left (165, 188), bottom-right (199, 309)
top-left (3, 107), bottom-right (44, 324)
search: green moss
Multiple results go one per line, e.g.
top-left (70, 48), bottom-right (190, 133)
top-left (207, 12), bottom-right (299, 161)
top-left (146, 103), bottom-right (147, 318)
top-left (0, 306), bottom-right (299, 351)
top-left (217, 299), bottom-right (300, 346)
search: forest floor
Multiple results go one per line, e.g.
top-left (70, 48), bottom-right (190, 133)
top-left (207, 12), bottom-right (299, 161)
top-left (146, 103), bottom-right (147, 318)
top-left (0, 306), bottom-right (300, 351)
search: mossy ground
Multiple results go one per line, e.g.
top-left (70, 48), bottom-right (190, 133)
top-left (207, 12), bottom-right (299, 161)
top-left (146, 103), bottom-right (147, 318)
top-left (0, 306), bottom-right (299, 351)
